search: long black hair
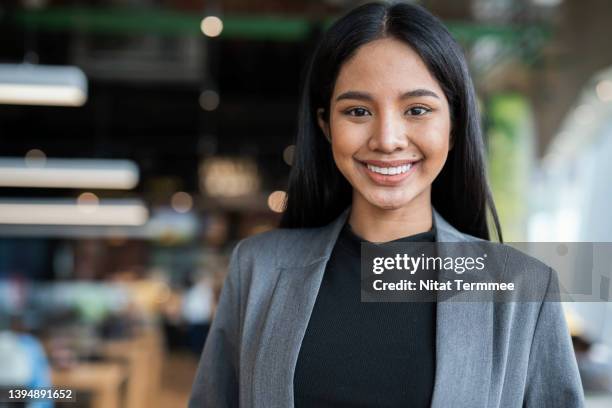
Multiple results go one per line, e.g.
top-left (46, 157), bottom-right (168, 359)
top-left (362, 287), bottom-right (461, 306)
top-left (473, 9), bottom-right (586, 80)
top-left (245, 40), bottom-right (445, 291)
top-left (279, 1), bottom-right (503, 242)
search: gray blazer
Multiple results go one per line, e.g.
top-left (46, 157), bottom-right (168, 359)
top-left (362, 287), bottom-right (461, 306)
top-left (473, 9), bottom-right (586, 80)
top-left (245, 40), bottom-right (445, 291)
top-left (189, 207), bottom-right (584, 407)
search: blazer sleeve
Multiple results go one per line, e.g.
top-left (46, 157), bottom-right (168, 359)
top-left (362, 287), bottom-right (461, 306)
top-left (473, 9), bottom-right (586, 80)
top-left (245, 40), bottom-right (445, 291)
top-left (189, 240), bottom-right (244, 408)
top-left (523, 267), bottom-right (585, 408)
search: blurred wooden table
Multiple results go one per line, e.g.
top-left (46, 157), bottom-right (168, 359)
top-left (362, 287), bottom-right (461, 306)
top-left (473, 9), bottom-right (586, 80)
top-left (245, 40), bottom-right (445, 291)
top-left (100, 327), bottom-right (164, 408)
top-left (51, 362), bottom-right (126, 408)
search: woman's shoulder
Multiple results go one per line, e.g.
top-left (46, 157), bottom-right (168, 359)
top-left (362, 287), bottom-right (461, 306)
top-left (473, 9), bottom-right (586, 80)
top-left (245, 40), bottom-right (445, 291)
top-left (233, 227), bottom-right (292, 256)
top-left (455, 229), bottom-right (552, 275)
top-left (456, 227), bottom-right (551, 275)
top-left (232, 224), bottom-right (333, 266)
top-left (482, 241), bottom-right (557, 300)
top-left (448, 228), bottom-right (555, 298)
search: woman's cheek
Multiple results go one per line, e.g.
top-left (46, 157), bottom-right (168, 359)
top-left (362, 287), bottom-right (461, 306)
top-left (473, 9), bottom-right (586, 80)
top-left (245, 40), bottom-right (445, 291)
top-left (415, 135), bottom-right (450, 178)
top-left (419, 124), bottom-right (450, 155)
top-left (332, 122), bottom-right (365, 159)
top-left (330, 131), bottom-right (355, 180)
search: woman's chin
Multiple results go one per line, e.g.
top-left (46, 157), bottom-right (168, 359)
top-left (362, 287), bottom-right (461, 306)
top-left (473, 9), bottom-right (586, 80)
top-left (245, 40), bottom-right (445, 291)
top-left (364, 193), bottom-right (414, 211)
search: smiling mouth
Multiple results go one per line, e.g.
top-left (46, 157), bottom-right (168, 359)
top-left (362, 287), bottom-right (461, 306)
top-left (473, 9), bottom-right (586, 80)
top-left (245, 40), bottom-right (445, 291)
top-left (356, 159), bottom-right (421, 186)
top-left (365, 163), bottom-right (413, 175)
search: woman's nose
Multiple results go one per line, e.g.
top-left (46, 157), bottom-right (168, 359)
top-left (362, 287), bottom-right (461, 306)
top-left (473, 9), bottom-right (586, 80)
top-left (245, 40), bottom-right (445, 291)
top-left (367, 111), bottom-right (410, 153)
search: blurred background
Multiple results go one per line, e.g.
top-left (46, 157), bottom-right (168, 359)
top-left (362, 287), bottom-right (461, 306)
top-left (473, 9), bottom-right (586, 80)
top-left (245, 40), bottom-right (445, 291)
top-left (1, 0), bottom-right (612, 406)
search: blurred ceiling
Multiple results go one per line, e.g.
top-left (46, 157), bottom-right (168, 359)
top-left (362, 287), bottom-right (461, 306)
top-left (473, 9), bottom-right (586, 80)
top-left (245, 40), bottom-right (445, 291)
top-left (0, 0), bottom-right (577, 208)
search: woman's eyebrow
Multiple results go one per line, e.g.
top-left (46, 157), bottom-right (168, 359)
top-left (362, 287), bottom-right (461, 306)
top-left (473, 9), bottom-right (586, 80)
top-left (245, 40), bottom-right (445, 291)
top-left (335, 91), bottom-right (373, 102)
top-left (400, 89), bottom-right (440, 99)
top-left (335, 88), bottom-right (440, 102)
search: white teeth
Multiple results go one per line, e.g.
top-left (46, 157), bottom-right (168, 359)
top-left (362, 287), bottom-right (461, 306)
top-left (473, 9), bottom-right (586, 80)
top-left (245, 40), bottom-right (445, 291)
top-left (366, 163), bottom-right (413, 175)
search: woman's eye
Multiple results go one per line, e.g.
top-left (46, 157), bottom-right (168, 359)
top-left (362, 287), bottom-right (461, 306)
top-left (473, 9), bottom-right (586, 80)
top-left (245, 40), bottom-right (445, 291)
top-left (346, 107), bottom-right (371, 117)
top-left (407, 106), bottom-right (431, 116)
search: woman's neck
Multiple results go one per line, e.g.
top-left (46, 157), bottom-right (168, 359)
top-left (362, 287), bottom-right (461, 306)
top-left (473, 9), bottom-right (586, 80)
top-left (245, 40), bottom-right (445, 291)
top-left (348, 192), bottom-right (433, 243)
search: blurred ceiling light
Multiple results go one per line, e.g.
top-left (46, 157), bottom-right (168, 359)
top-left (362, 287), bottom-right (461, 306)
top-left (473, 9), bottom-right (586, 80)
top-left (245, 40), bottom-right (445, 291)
top-left (267, 191), bottom-right (287, 213)
top-left (201, 16), bottom-right (223, 37)
top-left (23, 0), bottom-right (48, 9)
top-left (283, 145), bottom-right (295, 166)
top-left (199, 90), bottom-right (220, 111)
top-left (0, 158), bottom-right (139, 189)
top-left (0, 199), bottom-right (148, 226)
top-left (24, 148), bottom-right (46, 167)
top-left (77, 192), bottom-right (100, 214)
top-left (596, 80), bottom-right (612, 102)
top-left (199, 157), bottom-right (260, 198)
top-left (531, 0), bottom-right (563, 6)
top-left (0, 63), bottom-right (87, 106)
top-left (171, 191), bottom-right (193, 213)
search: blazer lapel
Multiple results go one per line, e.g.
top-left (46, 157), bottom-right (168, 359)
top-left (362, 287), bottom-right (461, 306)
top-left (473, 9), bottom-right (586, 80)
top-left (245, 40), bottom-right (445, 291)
top-left (430, 209), bottom-right (493, 407)
top-left (252, 207), bottom-right (351, 407)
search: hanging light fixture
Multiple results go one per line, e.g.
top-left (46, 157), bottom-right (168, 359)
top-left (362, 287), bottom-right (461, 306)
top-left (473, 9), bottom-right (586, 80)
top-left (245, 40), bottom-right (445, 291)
top-left (0, 157), bottom-right (139, 189)
top-left (0, 198), bottom-right (148, 226)
top-left (0, 63), bottom-right (88, 107)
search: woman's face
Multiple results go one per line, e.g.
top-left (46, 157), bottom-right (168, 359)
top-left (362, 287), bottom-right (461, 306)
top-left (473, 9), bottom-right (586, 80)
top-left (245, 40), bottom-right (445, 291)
top-left (318, 37), bottom-right (452, 212)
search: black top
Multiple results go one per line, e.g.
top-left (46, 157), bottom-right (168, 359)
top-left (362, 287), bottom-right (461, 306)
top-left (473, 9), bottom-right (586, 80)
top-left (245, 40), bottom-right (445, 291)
top-left (293, 222), bottom-right (437, 408)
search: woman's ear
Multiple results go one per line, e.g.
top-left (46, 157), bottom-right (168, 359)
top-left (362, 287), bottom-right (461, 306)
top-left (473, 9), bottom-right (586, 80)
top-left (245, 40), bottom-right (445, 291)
top-left (317, 108), bottom-right (331, 143)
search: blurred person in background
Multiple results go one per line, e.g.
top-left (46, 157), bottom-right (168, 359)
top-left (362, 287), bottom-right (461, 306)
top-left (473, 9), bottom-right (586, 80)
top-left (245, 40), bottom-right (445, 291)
top-left (190, 1), bottom-right (584, 407)
top-left (182, 274), bottom-right (214, 355)
top-left (0, 316), bottom-right (53, 408)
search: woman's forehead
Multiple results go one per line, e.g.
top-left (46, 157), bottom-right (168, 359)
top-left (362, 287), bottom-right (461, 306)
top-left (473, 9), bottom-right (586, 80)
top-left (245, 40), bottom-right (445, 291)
top-left (333, 37), bottom-right (443, 98)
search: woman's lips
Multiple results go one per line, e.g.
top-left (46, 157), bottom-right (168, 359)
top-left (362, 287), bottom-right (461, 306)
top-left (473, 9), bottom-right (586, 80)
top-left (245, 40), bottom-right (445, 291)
top-left (358, 159), bottom-right (420, 186)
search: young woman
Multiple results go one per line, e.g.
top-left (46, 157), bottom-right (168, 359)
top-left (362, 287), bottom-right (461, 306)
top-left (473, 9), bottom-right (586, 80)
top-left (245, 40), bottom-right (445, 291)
top-left (189, 2), bottom-right (584, 407)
